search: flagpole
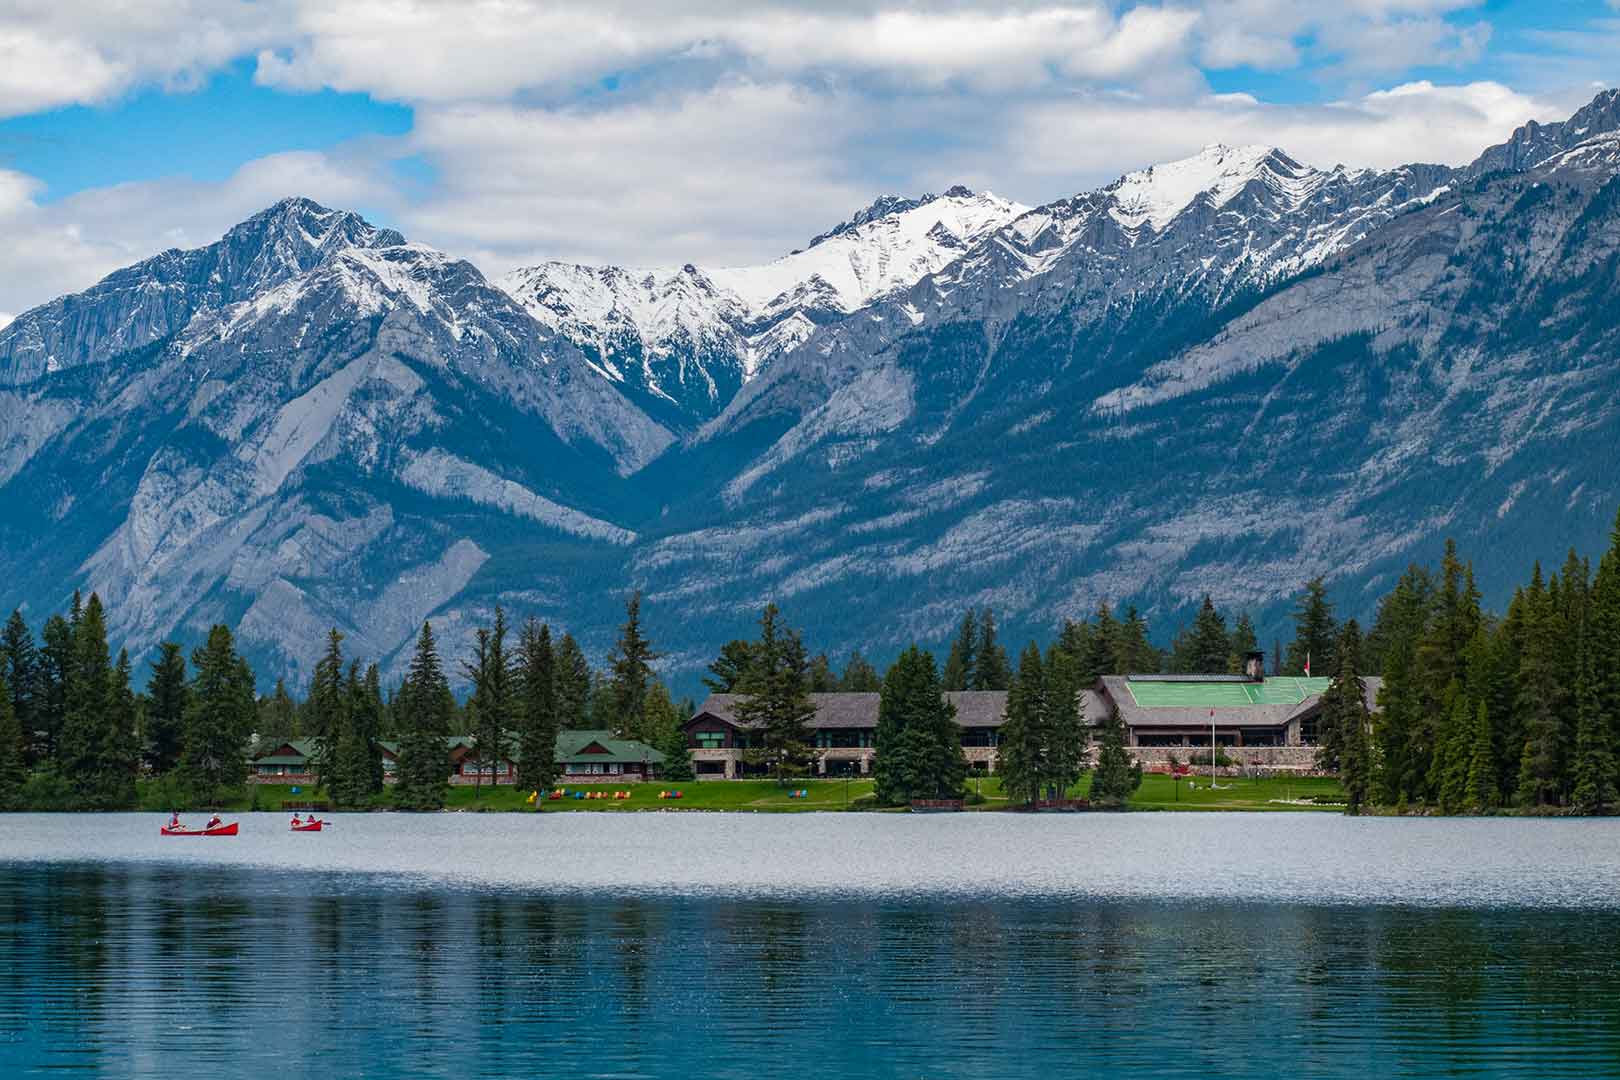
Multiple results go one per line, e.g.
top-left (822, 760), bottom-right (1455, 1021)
top-left (1210, 707), bottom-right (1216, 787)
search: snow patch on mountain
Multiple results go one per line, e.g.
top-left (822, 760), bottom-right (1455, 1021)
top-left (496, 188), bottom-right (1026, 426)
top-left (1108, 145), bottom-right (1311, 230)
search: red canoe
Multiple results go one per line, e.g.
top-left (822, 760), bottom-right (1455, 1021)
top-left (160, 822), bottom-right (239, 836)
top-left (290, 821), bottom-right (324, 832)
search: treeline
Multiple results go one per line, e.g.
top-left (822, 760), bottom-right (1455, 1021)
top-left (1320, 514), bottom-right (1620, 815)
top-left (0, 595), bottom-right (255, 811)
top-left (0, 590), bottom-right (699, 812)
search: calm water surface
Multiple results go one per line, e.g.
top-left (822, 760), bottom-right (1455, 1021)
top-left (2, 812), bottom-right (1618, 1078)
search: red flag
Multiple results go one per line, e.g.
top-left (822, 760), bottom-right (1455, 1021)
top-left (1304, 652), bottom-right (1311, 677)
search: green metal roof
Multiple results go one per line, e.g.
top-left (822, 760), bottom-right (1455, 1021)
top-left (556, 729), bottom-right (666, 765)
top-left (1125, 677), bottom-right (1333, 708)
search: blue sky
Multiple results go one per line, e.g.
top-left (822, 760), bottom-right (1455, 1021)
top-left (0, 0), bottom-right (1616, 320)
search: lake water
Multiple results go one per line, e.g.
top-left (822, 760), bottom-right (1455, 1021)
top-left (2, 812), bottom-right (1619, 1078)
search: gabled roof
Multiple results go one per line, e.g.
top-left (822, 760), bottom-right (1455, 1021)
top-left (691, 691), bottom-right (1011, 730)
top-left (556, 729), bottom-right (666, 765)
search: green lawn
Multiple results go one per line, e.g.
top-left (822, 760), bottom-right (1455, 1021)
top-left (202, 773), bottom-right (1345, 814)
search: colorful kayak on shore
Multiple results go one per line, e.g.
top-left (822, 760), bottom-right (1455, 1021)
top-left (160, 823), bottom-right (239, 836)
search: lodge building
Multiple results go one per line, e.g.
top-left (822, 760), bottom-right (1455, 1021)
top-left (684, 656), bottom-right (1381, 776)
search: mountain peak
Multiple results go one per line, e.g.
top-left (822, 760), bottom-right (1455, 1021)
top-left (226, 197), bottom-right (406, 255)
top-left (1105, 144), bottom-right (1309, 230)
top-left (1469, 87), bottom-right (1620, 177)
top-left (806, 185), bottom-right (995, 250)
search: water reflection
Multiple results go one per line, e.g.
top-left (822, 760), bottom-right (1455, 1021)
top-left (2, 864), bottom-right (1620, 1078)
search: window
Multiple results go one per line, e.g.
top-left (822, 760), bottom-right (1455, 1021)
top-left (694, 730), bottom-right (727, 749)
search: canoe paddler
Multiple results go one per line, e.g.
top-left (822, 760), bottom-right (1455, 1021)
top-left (290, 812), bottom-right (302, 827)
top-left (205, 813), bottom-right (223, 830)
top-left (168, 811), bottom-right (182, 830)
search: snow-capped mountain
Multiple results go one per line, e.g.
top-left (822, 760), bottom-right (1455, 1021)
top-left (3, 91), bottom-right (1620, 689)
top-left (496, 186), bottom-right (1026, 428)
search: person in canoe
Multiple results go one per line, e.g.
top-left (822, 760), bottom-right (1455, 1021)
top-left (168, 811), bottom-right (183, 831)
top-left (290, 813), bottom-right (301, 827)
top-left (205, 813), bottom-right (223, 830)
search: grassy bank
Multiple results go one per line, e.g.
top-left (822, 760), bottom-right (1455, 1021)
top-left (210, 773), bottom-right (1346, 814)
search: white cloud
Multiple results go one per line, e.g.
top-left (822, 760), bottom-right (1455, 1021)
top-left (0, 313), bottom-right (13, 331)
top-left (1001, 80), bottom-right (1564, 192)
top-left (402, 81), bottom-right (872, 272)
top-left (0, 0), bottom-right (1608, 318)
top-left (0, 1), bottom-right (283, 117)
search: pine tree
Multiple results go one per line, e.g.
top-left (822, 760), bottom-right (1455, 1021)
top-left (1571, 621), bottom-right (1618, 813)
top-left (330, 661), bottom-right (383, 806)
top-left (256, 679), bottom-right (297, 744)
top-left (1285, 578), bottom-right (1337, 677)
top-left (1314, 620), bottom-right (1365, 774)
top-left (58, 593), bottom-right (132, 809)
top-left (996, 643), bottom-right (1047, 807)
top-left (606, 591), bottom-right (661, 741)
top-left (1181, 595), bottom-right (1230, 674)
top-left (307, 629), bottom-right (348, 787)
top-left (107, 650), bottom-right (139, 807)
top-left (1090, 704), bottom-right (1141, 806)
top-left (1229, 613), bottom-right (1259, 673)
top-left (1465, 700), bottom-right (1498, 812)
top-left (394, 621), bottom-right (455, 811)
top-left (1117, 607), bottom-right (1159, 675)
top-left (703, 640), bottom-right (759, 693)
top-left (1042, 643), bottom-right (1087, 800)
top-left (35, 613), bottom-right (73, 765)
top-left (733, 605), bottom-right (819, 784)
top-left (554, 632), bottom-right (593, 728)
top-left (808, 653), bottom-right (837, 692)
top-left (515, 618), bottom-right (560, 791)
top-left (645, 681), bottom-right (694, 781)
top-left (1369, 566), bottom-right (1432, 805)
top-left (1431, 686), bottom-right (1471, 814)
top-left (144, 642), bottom-right (188, 774)
top-left (179, 625), bottom-right (253, 806)
top-left (1320, 618), bottom-right (1373, 814)
top-left (1587, 508), bottom-right (1620, 800)
top-left (874, 646), bottom-right (966, 804)
top-left (1, 610), bottom-right (37, 768)
top-left (0, 669), bottom-right (24, 809)
top-left (941, 609), bottom-right (978, 691)
top-left (1083, 603), bottom-right (1119, 681)
top-left (1516, 564), bottom-right (1568, 807)
top-left (972, 609), bottom-right (1011, 691)
top-left (838, 651), bottom-right (881, 692)
top-left (462, 607), bottom-right (515, 797)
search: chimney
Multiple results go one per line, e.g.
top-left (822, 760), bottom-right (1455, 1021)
top-left (1244, 651), bottom-right (1266, 682)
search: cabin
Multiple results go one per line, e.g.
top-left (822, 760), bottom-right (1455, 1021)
top-left (685, 691), bottom-right (1010, 778)
top-left (557, 730), bottom-right (665, 781)
top-left (447, 730), bottom-right (666, 784)
top-left (250, 739), bottom-right (318, 784)
top-left (249, 730), bottom-right (664, 786)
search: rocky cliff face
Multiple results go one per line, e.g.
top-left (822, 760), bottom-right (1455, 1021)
top-left (2, 93), bottom-right (1618, 687)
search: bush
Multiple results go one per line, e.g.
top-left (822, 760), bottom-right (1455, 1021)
top-left (1188, 749), bottom-right (1235, 768)
top-left (964, 790), bottom-right (987, 806)
top-left (20, 771), bottom-right (75, 811)
top-left (847, 793), bottom-right (879, 811)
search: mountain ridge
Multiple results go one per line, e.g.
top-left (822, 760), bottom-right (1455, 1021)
top-left (3, 91), bottom-right (1620, 690)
